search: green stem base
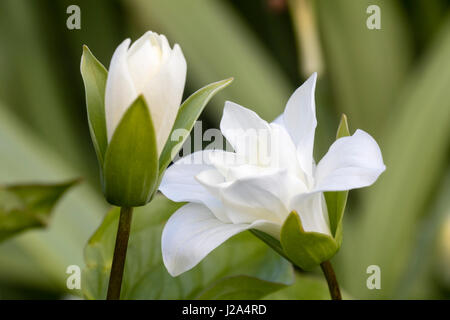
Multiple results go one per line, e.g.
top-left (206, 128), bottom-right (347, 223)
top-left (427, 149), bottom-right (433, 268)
top-left (320, 260), bottom-right (342, 300)
top-left (107, 206), bottom-right (133, 300)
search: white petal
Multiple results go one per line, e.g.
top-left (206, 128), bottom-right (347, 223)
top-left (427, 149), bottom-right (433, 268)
top-left (155, 33), bottom-right (172, 62)
top-left (162, 203), bottom-right (254, 276)
top-left (282, 73), bottom-right (317, 177)
top-left (206, 150), bottom-right (271, 182)
top-left (269, 123), bottom-right (305, 181)
top-left (314, 129), bottom-right (386, 192)
top-left (105, 39), bottom-right (137, 141)
top-left (219, 170), bottom-right (294, 225)
top-left (143, 43), bottom-right (187, 154)
top-left (159, 151), bottom-right (230, 222)
top-left (220, 101), bottom-right (271, 161)
top-left (196, 168), bottom-right (306, 226)
top-left (127, 39), bottom-right (162, 92)
top-left (289, 192), bottom-right (330, 235)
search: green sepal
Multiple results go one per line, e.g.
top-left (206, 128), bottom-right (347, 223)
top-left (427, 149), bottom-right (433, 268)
top-left (280, 211), bottom-right (338, 270)
top-left (103, 96), bottom-right (158, 207)
top-left (80, 45), bottom-right (108, 167)
top-left (324, 114), bottom-right (350, 245)
top-left (158, 78), bottom-right (233, 176)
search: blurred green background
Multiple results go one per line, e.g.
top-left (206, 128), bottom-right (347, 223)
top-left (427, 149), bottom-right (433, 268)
top-left (0, 0), bottom-right (449, 299)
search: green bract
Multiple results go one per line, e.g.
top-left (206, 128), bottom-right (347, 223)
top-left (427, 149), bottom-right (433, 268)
top-left (103, 96), bottom-right (158, 206)
top-left (81, 46), bottom-right (233, 207)
top-left (324, 114), bottom-right (350, 246)
top-left (253, 115), bottom-right (350, 270)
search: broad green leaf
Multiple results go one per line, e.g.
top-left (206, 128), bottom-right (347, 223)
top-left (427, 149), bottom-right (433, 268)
top-left (159, 78), bottom-right (233, 174)
top-left (80, 45), bottom-right (108, 166)
top-left (265, 272), bottom-right (352, 300)
top-left (264, 273), bottom-right (331, 300)
top-left (196, 275), bottom-right (288, 300)
top-left (103, 96), bottom-right (158, 206)
top-left (324, 114), bottom-right (350, 243)
top-left (0, 104), bottom-right (106, 292)
top-left (0, 180), bottom-right (77, 242)
top-left (83, 194), bottom-right (293, 299)
top-left (280, 211), bottom-right (338, 270)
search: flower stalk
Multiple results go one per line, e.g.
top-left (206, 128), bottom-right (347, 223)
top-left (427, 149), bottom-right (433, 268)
top-left (107, 206), bottom-right (134, 300)
top-left (320, 260), bottom-right (342, 300)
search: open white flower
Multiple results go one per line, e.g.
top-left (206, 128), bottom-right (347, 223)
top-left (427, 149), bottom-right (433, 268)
top-left (105, 31), bottom-right (187, 153)
top-left (159, 73), bottom-right (385, 276)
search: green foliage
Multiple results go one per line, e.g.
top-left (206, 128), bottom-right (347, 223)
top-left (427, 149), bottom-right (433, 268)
top-left (83, 195), bottom-right (294, 299)
top-left (196, 276), bottom-right (288, 300)
top-left (103, 96), bottom-right (159, 206)
top-left (0, 180), bottom-right (77, 242)
top-left (265, 273), bottom-right (331, 300)
top-left (0, 105), bottom-right (107, 292)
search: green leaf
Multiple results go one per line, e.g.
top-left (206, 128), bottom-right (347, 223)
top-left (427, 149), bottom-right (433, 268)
top-left (159, 78), bottom-right (233, 174)
top-left (264, 272), bottom-right (352, 300)
top-left (103, 96), bottom-right (159, 206)
top-left (196, 275), bottom-right (288, 300)
top-left (0, 103), bottom-right (107, 292)
top-left (80, 45), bottom-right (108, 166)
top-left (0, 180), bottom-right (77, 242)
top-left (280, 211), bottom-right (338, 270)
top-left (264, 273), bottom-right (332, 300)
top-left (324, 114), bottom-right (350, 243)
top-left (83, 194), bottom-right (293, 299)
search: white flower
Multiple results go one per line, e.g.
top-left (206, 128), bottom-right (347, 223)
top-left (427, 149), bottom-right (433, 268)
top-left (105, 31), bottom-right (187, 153)
top-left (159, 73), bottom-right (385, 276)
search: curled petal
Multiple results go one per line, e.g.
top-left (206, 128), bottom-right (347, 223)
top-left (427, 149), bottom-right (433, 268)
top-left (220, 101), bottom-right (271, 161)
top-left (159, 151), bottom-right (229, 222)
top-left (314, 129), bottom-right (386, 192)
top-left (162, 203), bottom-right (275, 276)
